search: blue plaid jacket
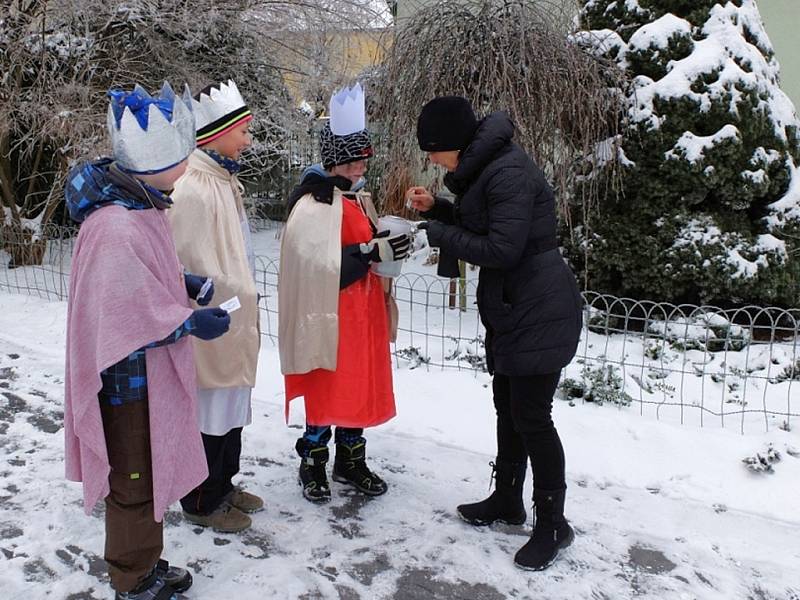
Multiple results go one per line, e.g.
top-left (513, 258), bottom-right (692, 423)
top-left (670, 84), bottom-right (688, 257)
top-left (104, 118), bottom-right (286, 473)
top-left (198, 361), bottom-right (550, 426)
top-left (99, 319), bottom-right (195, 406)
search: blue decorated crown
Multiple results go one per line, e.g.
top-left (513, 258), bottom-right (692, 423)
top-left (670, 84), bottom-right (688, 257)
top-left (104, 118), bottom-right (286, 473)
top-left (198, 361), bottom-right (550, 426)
top-left (106, 82), bottom-right (196, 174)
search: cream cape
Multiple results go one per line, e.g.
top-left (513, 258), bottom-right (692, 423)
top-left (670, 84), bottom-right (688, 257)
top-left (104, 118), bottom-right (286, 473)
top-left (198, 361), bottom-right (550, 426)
top-left (169, 150), bottom-right (260, 389)
top-left (279, 189), bottom-right (397, 375)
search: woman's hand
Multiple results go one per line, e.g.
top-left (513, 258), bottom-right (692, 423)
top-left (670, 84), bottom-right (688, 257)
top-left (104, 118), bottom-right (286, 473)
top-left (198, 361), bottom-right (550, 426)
top-left (405, 186), bottom-right (435, 212)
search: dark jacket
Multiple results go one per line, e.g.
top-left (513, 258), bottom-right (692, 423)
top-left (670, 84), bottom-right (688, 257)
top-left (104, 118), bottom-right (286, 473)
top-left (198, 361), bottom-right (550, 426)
top-left (423, 112), bottom-right (583, 376)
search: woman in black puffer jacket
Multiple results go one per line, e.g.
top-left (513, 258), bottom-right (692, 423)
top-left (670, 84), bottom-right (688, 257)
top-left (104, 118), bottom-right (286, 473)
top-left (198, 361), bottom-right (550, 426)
top-left (408, 97), bottom-right (583, 572)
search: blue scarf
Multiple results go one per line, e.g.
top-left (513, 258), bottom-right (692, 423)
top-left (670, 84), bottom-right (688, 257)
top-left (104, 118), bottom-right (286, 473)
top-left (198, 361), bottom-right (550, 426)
top-left (65, 158), bottom-right (172, 223)
top-left (202, 148), bottom-right (242, 175)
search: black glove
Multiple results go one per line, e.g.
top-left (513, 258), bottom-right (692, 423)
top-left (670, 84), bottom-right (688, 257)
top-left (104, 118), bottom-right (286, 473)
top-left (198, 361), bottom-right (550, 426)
top-left (437, 251), bottom-right (461, 278)
top-left (184, 273), bottom-right (214, 305)
top-left (190, 307), bottom-right (230, 341)
top-left (417, 221), bottom-right (445, 247)
top-left (360, 230), bottom-right (412, 263)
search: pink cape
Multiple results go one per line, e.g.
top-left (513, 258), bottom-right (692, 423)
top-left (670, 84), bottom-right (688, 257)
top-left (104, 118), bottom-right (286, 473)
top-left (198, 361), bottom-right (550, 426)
top-left (64, 205), bottom-right (208, 521)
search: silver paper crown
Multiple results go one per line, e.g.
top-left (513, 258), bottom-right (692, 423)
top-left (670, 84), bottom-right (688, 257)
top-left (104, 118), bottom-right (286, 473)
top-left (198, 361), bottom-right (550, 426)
top-left (106, 82), bottom-right (196, 174)
top-left (192, 79), bottom-right (248, 133)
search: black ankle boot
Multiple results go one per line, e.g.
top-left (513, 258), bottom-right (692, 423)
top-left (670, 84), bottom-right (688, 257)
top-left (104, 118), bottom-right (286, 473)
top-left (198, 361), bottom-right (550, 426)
top-left (296, 439), bottom-right (331, 503)
top-left (457, 460), bottom-right (527, 526)
top-left (332, 441), bottom-right (388, 496)
top-left (514, 488), bottom-right (574, 571)
top-left (156, 559), bottom-right (192, 593)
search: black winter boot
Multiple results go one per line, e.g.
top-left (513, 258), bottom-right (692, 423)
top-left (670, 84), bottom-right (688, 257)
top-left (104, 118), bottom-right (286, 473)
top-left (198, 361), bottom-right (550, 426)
top-left (514, 489), bottom-right (574, 571)
top-left (296, 439), bottom-right (331, 503)
top-left (115, 568), bottom-right (185, 600)
top-left (457, 460), bottom-right (527, 526)
top-left (332, 441), bottom-right (388, 496)
top-left (156, 559), bottom-right (192, 593)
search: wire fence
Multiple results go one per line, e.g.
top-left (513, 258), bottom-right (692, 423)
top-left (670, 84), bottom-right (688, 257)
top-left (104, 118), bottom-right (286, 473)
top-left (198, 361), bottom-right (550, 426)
top-left (2, 224), bottom-right (798, 434)
top-left (0, 222), bottom-right (76, 301)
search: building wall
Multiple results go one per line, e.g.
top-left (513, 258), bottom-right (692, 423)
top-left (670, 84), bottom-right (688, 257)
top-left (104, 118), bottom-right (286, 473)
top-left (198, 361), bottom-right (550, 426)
top-left (395, 0), bottom-right (438, 22)
top-left (758, 0), bottom-right (800, 109)
top-left (279, 29), bottom-right (391, 105)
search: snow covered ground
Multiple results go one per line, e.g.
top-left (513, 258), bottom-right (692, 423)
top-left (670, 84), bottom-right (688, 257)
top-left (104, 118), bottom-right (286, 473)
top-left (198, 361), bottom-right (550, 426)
top-left (1, 228), bottom-right (800, 599)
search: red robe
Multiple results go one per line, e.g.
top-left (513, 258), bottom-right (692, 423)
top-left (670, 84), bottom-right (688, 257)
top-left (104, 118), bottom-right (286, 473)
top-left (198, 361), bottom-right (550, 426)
top-left (284, 197), bottom-right (396, 427)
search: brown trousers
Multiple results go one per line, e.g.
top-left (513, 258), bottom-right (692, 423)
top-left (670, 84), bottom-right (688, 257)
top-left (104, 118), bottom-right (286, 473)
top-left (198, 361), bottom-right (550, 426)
top-left (100, 399), bottom-right (162, 593)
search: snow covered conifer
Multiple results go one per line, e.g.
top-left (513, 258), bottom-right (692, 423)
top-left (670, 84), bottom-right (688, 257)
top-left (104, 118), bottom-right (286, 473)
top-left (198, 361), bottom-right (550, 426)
top-left (572, 0), bottom-right (800, 306)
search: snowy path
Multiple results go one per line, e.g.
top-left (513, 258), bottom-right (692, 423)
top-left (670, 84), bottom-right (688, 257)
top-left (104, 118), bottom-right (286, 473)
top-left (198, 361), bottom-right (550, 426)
top-left (1, 293), bottom-right (799, 599)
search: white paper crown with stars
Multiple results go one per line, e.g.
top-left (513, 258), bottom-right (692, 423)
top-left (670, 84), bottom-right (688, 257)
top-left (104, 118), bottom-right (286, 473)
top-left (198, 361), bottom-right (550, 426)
top-left (106, 82), bottom-right (196, 174)
top-left (192, 79), bottom-right (252, 145)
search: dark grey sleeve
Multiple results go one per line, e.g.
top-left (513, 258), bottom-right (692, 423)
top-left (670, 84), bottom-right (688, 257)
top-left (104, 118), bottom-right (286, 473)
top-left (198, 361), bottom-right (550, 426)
top-left (436, 167), bottom-right (534, 270)
top-left (340, 243), bottom-right (371, 289)
top-left (420, 196), bottom-right (456, 224)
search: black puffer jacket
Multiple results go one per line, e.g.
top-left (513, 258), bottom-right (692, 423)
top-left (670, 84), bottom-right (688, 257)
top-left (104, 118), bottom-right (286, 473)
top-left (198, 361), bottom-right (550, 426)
top-left (423, 112), bottom-right (583, 376)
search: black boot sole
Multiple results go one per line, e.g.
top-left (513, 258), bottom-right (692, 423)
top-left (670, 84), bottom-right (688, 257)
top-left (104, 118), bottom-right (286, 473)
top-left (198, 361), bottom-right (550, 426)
top-left (298, 477), bottom-right (331, 503)
top-left (331, 472), bottom-right (388, 496)
top-left (156, 561), bottom-right (193, 593)
top-left (456, 506), bottom-right (527, 527)
top-left (167, 573), bottom-right (193, 593)
top-left (513, 527), bottom-right (575, 571)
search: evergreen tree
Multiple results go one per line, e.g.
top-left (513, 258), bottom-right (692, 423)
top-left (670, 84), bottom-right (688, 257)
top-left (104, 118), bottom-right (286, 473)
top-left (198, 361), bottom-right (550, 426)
top-left (571, 0), bottom-right (800, 306)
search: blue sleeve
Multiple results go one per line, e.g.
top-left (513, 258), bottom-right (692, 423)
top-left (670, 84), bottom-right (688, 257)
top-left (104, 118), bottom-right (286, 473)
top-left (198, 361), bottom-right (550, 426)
top-left (143, 317), bottom-right (194, 349)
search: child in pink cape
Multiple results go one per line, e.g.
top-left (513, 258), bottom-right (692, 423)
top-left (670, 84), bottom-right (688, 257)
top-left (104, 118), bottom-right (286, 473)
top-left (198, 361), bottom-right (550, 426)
top-left (64, 82), bottom-right (231, 600)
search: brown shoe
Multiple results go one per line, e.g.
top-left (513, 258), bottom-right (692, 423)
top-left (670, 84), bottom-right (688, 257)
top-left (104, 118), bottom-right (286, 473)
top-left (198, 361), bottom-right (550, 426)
top-left (228, 488), bottom-right (264, 514)
top-left (183, 504), bottom-right (251, 533)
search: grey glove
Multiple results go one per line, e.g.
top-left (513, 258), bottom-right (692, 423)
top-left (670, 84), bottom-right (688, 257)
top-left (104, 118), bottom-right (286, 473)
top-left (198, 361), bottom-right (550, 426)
top-left (360, 230), bottom-right (412, 263)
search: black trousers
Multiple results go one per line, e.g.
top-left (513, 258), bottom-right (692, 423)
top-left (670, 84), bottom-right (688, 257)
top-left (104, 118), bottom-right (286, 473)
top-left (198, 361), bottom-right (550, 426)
top-left (180, 427), bottom-right (243, 515)
top-left (493, 371), bottom-right (566, 492)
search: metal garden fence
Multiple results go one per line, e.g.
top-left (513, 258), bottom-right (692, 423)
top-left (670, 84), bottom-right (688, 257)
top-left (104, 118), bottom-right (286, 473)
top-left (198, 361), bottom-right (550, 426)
top-left (2, 224), bottom-right (798, 434)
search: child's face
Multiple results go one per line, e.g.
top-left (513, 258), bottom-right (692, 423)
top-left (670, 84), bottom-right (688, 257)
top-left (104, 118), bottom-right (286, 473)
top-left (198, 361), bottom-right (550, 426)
top-left (203, 120), bottom-right (253, 161)
top-left (331, 159), bottom-right (368, 184)
top-left (135, 160), bottom-right (188, 192)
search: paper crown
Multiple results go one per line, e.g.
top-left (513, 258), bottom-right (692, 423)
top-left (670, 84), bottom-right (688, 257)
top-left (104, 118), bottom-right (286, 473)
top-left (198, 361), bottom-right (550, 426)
top-left (106, 82), bottom-right (196, 174)
top-left (192, 79), bottom-right (252, 145)
top-left (329, 83), bottom-right (366, 136)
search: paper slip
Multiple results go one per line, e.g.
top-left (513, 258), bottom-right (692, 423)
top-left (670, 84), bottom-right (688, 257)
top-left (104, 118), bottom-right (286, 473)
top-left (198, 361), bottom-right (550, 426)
top-left (220, 296), bottom-right (241, 313)
top-left (197, 277), bottom-right (213, 302)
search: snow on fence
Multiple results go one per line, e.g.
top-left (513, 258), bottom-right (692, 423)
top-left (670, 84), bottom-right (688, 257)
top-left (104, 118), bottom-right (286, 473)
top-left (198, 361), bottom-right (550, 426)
top-left (2, 227), bottom-right (798, 434)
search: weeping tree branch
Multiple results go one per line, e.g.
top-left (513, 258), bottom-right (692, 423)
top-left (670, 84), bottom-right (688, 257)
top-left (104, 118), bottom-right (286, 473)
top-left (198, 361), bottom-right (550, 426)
top-left (1, 0), bottom-right (390, 259)
top-left (371, 0), bottom-right (628, 252)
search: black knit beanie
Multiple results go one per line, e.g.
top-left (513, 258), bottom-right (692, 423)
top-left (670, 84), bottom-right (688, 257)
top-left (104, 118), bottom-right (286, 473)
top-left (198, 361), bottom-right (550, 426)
top-left (416, 96), bottom-right (478, 152)
top-left (319, 122), bottom-right (374, 169)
